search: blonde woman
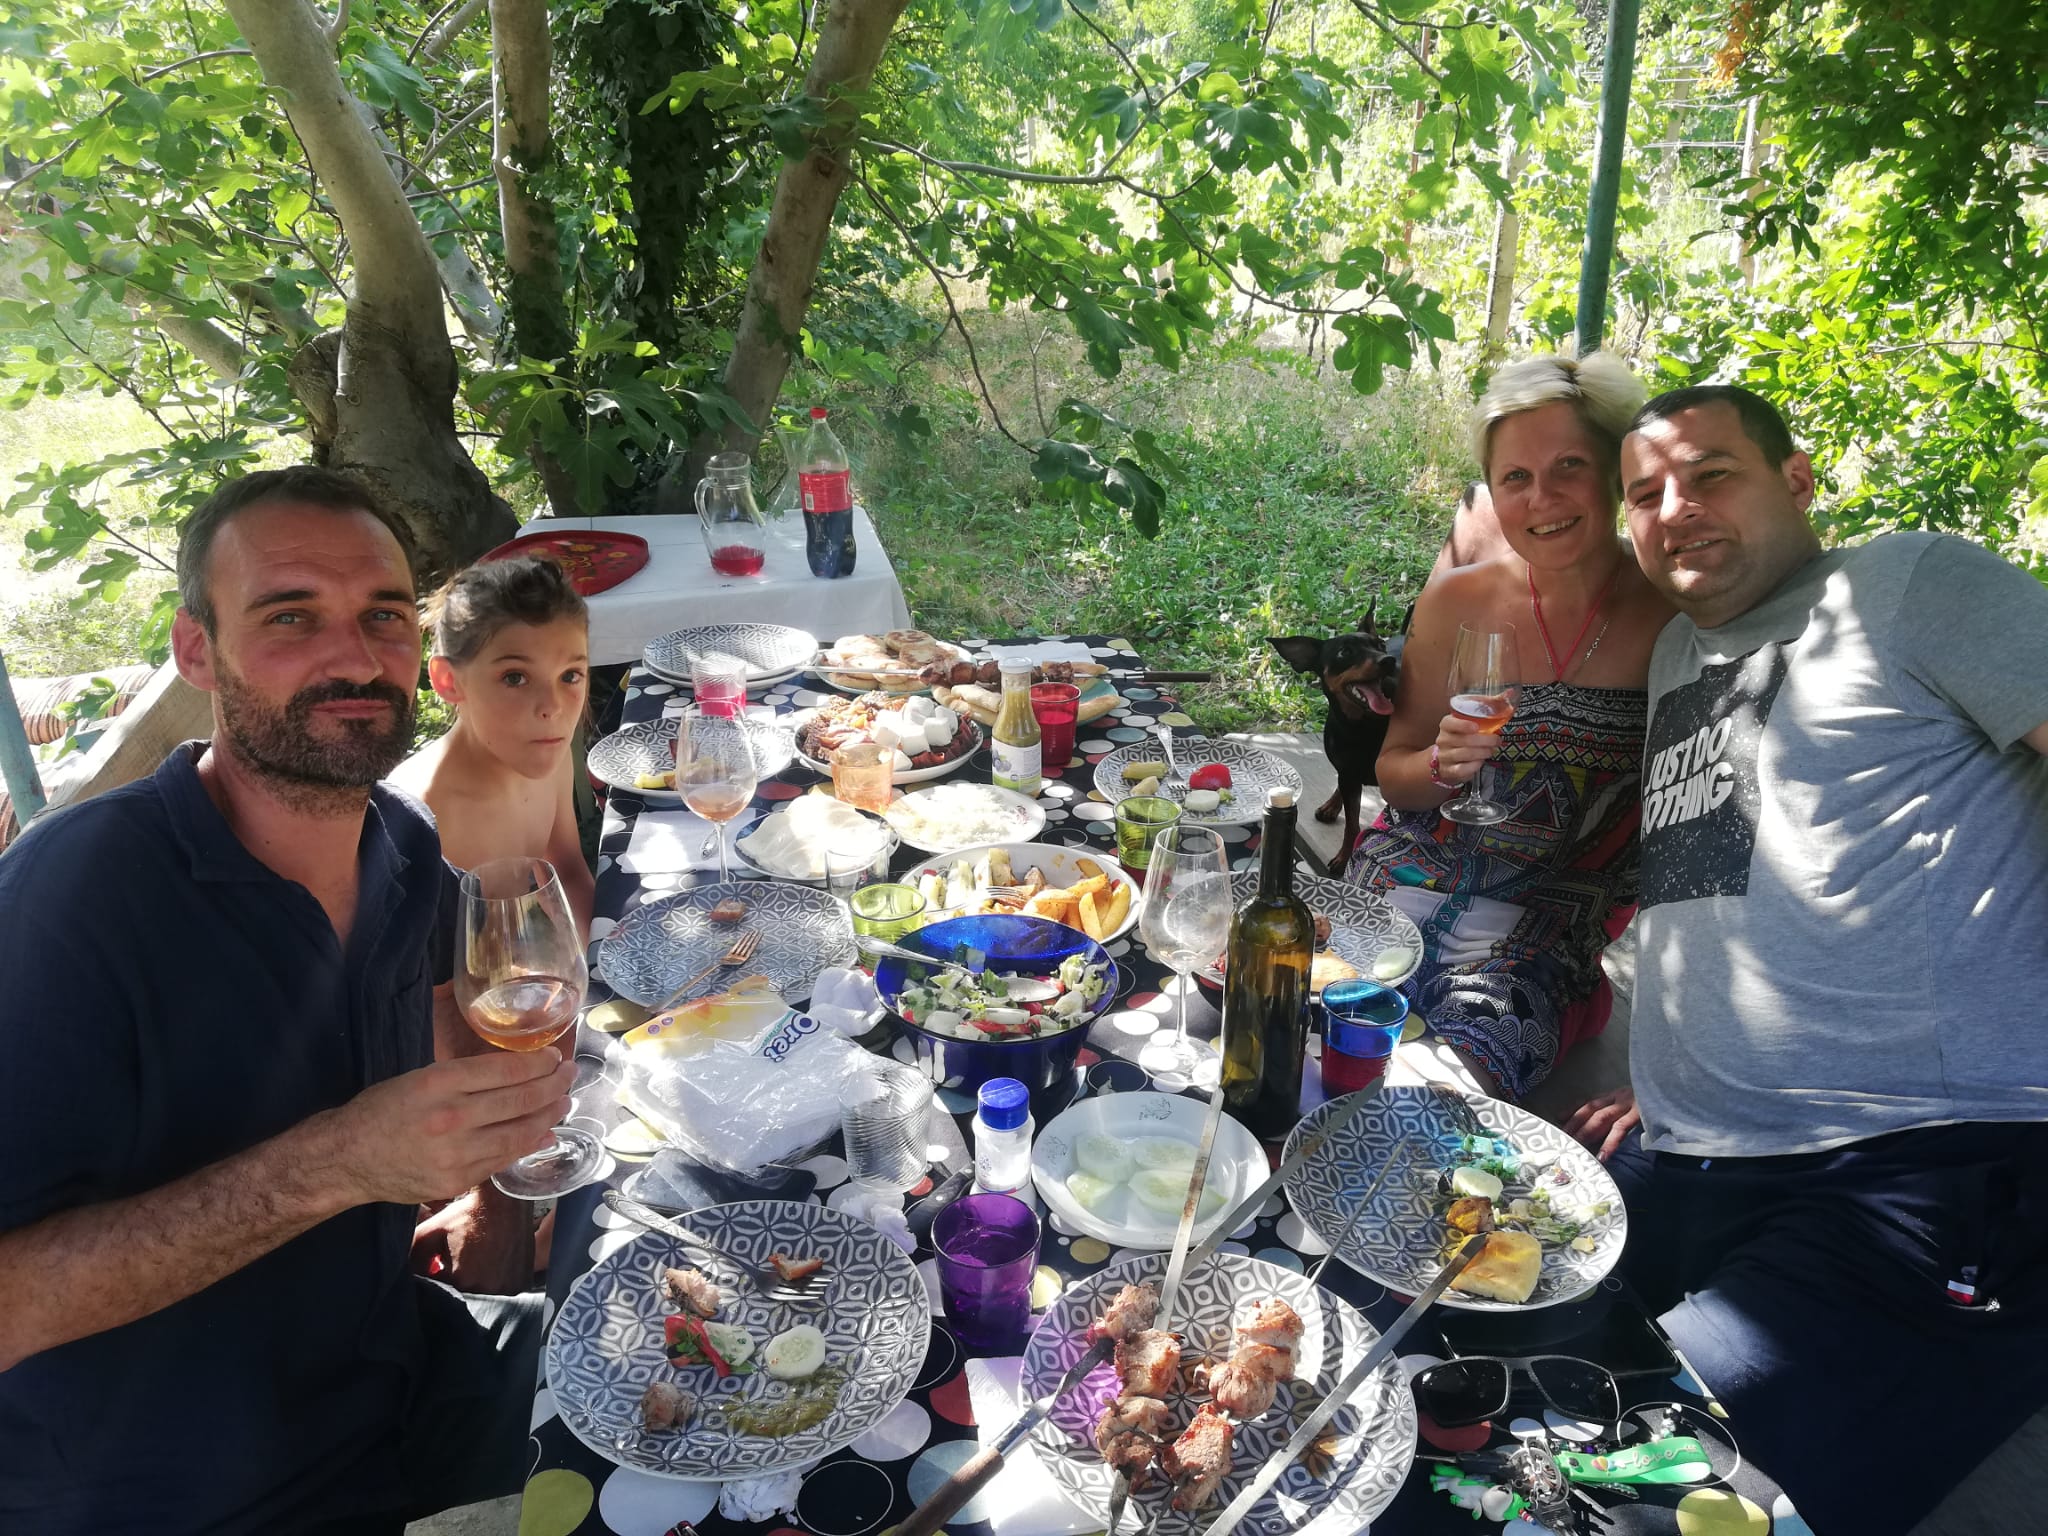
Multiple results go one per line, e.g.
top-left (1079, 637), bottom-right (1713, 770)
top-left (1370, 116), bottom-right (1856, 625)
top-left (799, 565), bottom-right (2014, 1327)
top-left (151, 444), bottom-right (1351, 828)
top-left (1349, 354), bottom-right (1675, 1099)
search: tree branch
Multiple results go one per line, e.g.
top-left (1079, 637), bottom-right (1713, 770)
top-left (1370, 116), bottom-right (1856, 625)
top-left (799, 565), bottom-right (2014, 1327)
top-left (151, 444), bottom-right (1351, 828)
top-left (857, 171), bottom-right (1027, 449)
top-left (865, 137), bottom-right (1208, 201)
top-left (326, 0), bottom-right (351, 42)
top-left (420, 0), bottom-right (488, 63)
top-left (222, 0), bottom-right (448, 337)
top-left (1067, 1), bottom-right (1147, 96)
top-left (1345, 0), bottom-right (1447, 89)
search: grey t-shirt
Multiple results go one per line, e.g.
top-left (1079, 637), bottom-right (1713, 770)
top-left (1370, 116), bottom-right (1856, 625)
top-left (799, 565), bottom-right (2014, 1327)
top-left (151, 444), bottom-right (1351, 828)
top-left (1632, 532), bottom-right (2048, 1156)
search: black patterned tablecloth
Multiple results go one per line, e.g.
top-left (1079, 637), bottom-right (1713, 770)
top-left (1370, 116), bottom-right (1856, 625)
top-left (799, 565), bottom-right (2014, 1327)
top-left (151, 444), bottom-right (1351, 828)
top-left (517, 638), bottom-right (1800, 1536)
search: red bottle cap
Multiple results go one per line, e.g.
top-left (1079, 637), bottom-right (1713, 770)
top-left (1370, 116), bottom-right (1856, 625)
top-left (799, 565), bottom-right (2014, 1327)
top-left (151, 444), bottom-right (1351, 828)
top-left (811, 406), bottom-right (828, 418)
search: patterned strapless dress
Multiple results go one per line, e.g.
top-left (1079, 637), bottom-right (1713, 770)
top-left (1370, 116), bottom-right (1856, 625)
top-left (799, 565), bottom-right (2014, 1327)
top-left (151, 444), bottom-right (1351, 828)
top-left (1345, 681), bottom-right (1646, 1098)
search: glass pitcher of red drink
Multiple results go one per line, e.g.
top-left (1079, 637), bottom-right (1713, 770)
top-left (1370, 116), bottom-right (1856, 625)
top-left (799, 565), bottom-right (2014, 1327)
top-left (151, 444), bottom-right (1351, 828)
top-left (696, 452), bottom-right (769, 577)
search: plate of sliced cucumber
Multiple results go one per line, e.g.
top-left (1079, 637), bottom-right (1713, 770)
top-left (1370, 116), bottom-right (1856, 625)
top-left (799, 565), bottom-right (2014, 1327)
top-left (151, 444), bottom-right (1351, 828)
top-left (1029, 1091), bottom-right (1267, 1248)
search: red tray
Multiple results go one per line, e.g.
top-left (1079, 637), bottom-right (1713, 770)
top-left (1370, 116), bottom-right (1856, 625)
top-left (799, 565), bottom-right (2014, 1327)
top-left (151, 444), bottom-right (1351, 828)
top-left (480, 528), bottom-right (650, 597)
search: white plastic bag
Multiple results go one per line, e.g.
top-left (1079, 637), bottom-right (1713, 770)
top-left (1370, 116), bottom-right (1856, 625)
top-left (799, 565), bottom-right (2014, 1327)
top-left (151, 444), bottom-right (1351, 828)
top-left (618, 1010), bottom-right (877, 1176)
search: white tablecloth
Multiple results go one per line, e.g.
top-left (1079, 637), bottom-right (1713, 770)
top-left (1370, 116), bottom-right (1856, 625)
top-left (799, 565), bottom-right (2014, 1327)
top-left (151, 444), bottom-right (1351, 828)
top-left (526, 511), bottom-right (913, 666)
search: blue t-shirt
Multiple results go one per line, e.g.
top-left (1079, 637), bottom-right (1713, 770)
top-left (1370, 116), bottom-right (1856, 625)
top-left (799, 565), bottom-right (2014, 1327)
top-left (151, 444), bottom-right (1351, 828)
top-left (0, 744), bottom-right (447, 1533)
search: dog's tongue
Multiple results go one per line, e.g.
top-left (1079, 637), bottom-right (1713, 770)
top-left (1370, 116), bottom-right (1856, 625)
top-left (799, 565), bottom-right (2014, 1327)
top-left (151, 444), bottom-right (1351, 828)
top-left (1351, 682), bottom-right (1393, 715)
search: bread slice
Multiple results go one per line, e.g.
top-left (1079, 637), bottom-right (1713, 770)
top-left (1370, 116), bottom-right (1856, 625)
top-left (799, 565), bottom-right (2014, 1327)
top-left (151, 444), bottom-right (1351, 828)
top-left (1310, 952), bottom-right (1360, 992)
top-left (1447, 1230), bottom-right (1543, 1304)
top-left (882, 628), bottom-right (937, 656)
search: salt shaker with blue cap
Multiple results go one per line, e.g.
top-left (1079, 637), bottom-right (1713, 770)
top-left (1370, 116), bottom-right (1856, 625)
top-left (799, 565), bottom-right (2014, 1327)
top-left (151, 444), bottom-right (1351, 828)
top-left (972, 1077), bottom-right (1033, 1194)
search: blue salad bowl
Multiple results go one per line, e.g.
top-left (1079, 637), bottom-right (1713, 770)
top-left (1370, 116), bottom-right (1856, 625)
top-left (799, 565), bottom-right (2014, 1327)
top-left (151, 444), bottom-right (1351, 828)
top-left (873, 914), bottom-right (1120, 1096)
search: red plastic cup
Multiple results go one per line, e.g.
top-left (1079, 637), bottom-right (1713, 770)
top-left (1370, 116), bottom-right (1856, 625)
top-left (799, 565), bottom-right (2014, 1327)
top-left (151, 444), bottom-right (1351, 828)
top-left (1031, 683), bottom-right (1081, 771)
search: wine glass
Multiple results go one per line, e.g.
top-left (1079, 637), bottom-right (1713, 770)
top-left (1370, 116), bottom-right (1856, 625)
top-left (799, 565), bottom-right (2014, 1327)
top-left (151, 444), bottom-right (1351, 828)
top-left (675, 706), bottom-right (757, 882)
top-left (453, 857), bottom-right (604, 1200)
top-left (1136, 825), bottom-right (1234, 1084)
top-left (1441, 623), bottom-right (1522, 825)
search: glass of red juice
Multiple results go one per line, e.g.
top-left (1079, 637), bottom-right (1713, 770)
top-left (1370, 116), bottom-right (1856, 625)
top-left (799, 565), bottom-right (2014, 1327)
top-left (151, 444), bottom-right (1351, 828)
top-left (931, 1193), bottom-right (1040, 1350)
top-left (689, 653), bottom-right (749, 719)
top-left (1318, 978), bottom-right (1409, 1093)
top-left (1031, 682), bottom-right (1081, 771)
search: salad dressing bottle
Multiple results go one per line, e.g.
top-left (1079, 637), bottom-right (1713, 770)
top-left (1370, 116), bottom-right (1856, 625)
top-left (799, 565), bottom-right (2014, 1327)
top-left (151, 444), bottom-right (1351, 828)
top-left (990, 659), bottom-right (1043, 795)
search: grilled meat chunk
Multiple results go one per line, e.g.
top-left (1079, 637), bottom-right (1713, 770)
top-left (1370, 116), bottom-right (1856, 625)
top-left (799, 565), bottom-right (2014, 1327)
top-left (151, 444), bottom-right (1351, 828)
top-left (1163, 1404), bottom-right (1236, 1512)
top-left (1094, 1394), bottom-right (1171, 1487)
top-left (1234, 1298), bottom-right (1304, 1353)
top-left (661, 1266), bottom-right (721, 1319)
top-left (1115, 1329), bottom-right (1183, 1399)
top-left (767, 1252), bottom-right (825, 1283)
top-left (1445, 1195), bottom-right (1496, 1237)
top-left (1208, 1344), bottom-right (1294, 1419)
top-left (1094, 1282), bottom-right (1161, 1343)
top-left (640, 1380), bottom-right (695, 1432)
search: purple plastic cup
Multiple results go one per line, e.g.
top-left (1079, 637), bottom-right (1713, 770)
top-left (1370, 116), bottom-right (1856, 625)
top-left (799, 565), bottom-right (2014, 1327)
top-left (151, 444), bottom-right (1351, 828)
top-left (932, 1192), bottom-right (1042, 1351)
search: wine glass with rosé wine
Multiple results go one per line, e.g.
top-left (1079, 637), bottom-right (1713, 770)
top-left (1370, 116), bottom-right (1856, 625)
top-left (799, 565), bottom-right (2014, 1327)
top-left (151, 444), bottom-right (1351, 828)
top-left (454, 856), bottom-right (603, 1199)
top-left (675, 706), bottom-right (758, 883)
top-left (1440, 623), bottom-right (1522, 826)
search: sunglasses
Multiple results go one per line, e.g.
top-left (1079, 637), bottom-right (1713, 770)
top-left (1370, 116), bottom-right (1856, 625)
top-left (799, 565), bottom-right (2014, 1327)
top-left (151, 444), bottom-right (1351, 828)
top-left (1413, 1355), bottom-right (1621, 1428)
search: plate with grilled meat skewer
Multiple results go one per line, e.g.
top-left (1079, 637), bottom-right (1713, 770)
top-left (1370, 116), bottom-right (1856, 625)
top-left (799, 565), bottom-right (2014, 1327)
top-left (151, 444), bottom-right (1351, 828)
top-left (1020, 1255), bottom-right (1415, 1535)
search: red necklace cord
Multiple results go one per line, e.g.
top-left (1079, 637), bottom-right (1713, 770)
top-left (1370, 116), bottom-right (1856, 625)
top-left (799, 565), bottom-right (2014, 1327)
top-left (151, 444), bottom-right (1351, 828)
top-left (1528, 562), bottom-right (1620, 683)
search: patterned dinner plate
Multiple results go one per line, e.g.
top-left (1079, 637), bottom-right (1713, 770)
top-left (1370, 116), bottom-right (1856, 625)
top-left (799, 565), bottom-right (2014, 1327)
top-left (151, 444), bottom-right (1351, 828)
top-left (1092, 740), bottom-right (1303, 828)
top-left (545, 1201), bottom-right (931, 1479)
top-left (1282, 1086), bottom-right (1628, 1311)
top-left (644, 623), bottom-right (817, 685)
top-left (588, 717), bottom-right (798, 805)
top-left (811, 639), bottom-right (973, 697)
top-left (1022, 1250), bottom-right (1417, 1535)
top-left (1197, 867), bottom-right (1422, 991)
top-left (597, 882), bottom-right (855, 1006)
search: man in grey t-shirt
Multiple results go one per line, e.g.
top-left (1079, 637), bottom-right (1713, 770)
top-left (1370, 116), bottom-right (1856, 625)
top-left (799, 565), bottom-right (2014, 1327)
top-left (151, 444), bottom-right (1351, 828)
top-left (1563, 385), bottom-right (2048, 1534)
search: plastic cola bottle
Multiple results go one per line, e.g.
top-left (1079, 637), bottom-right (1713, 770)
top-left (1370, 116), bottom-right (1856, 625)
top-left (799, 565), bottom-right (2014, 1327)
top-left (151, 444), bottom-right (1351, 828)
top-left (797, 407), bottom-right (858, 579)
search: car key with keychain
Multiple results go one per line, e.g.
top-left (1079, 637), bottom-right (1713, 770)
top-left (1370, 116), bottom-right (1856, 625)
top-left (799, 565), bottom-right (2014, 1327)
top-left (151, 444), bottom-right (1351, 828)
top-left (1429, 1436), bottom-right (1713, 1531)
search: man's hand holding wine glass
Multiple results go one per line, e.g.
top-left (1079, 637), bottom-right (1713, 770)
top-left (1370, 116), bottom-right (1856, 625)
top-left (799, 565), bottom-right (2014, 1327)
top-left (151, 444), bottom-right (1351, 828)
top-left (317, 1048), bottom-right (576, 1208)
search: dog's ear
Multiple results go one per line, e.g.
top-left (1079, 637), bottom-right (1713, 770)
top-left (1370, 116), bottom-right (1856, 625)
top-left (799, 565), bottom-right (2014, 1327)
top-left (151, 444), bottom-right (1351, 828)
top-left (1361, 594), bottom-right (1379, 636)
top-left (1397, 601), bottom-right (1416, 636)
top-left (1269, 636), bottom-right (1325, 675)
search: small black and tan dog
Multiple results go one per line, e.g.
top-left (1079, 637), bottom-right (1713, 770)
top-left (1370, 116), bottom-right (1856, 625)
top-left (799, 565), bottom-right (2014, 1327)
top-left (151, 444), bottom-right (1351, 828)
top-left (1270, 597), bottom-right (1412, 875)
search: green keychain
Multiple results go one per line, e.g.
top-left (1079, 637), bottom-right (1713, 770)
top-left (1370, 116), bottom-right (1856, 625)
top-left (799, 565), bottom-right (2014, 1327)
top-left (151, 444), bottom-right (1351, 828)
top-left (1555, 1436), bottom-right (1714, 1485)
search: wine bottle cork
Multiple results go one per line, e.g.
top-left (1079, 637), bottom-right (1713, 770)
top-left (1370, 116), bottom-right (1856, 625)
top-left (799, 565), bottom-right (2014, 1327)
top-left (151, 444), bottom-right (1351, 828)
top-left (1266, 785), bottom-right (1295, 809)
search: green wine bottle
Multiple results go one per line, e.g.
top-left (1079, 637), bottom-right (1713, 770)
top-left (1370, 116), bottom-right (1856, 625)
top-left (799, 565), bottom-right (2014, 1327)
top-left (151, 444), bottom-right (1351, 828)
top-left (1220, 786), bottom-right (1314, 1139)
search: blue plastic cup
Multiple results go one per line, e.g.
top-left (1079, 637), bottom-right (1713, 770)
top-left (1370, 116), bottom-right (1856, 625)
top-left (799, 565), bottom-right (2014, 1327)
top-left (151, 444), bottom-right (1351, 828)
top-left (1319, 978), bottom-right (1410, 1093)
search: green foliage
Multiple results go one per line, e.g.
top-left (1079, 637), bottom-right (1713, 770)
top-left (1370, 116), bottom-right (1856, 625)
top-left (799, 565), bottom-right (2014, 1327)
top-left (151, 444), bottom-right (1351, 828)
top-left (849, 318), bottom-right (1459, 732)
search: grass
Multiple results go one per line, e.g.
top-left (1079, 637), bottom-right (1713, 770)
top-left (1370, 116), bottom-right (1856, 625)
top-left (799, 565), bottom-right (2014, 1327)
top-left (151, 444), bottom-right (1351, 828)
top-left (845, 317), bottom-right (1472, 733)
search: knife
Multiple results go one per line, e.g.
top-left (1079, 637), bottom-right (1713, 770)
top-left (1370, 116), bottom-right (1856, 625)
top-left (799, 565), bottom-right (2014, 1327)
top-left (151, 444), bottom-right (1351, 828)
top-left (1106, 1074), bottom-right (1230, 1535)
top-left (1170, 1085), bottom-right (1384, 1289)
top-left (891, 1334), bottom-right (1117, 1536)
top-left (1196, 1232), bottom-right (1490, 1536)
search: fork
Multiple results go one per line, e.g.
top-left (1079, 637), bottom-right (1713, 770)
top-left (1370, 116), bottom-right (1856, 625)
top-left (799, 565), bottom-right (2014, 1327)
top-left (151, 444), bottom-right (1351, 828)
top-left (1431, 1082), bottom-right (1488, 1142)
top-left (604, 1191), bottom-right (826, 1305)
top-left (854, 933), bottom-right (987, 979)
top-left (654, 930), bottom-right (760, 1012)
top-left (1153, 724), bottom-right (1183, 788)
